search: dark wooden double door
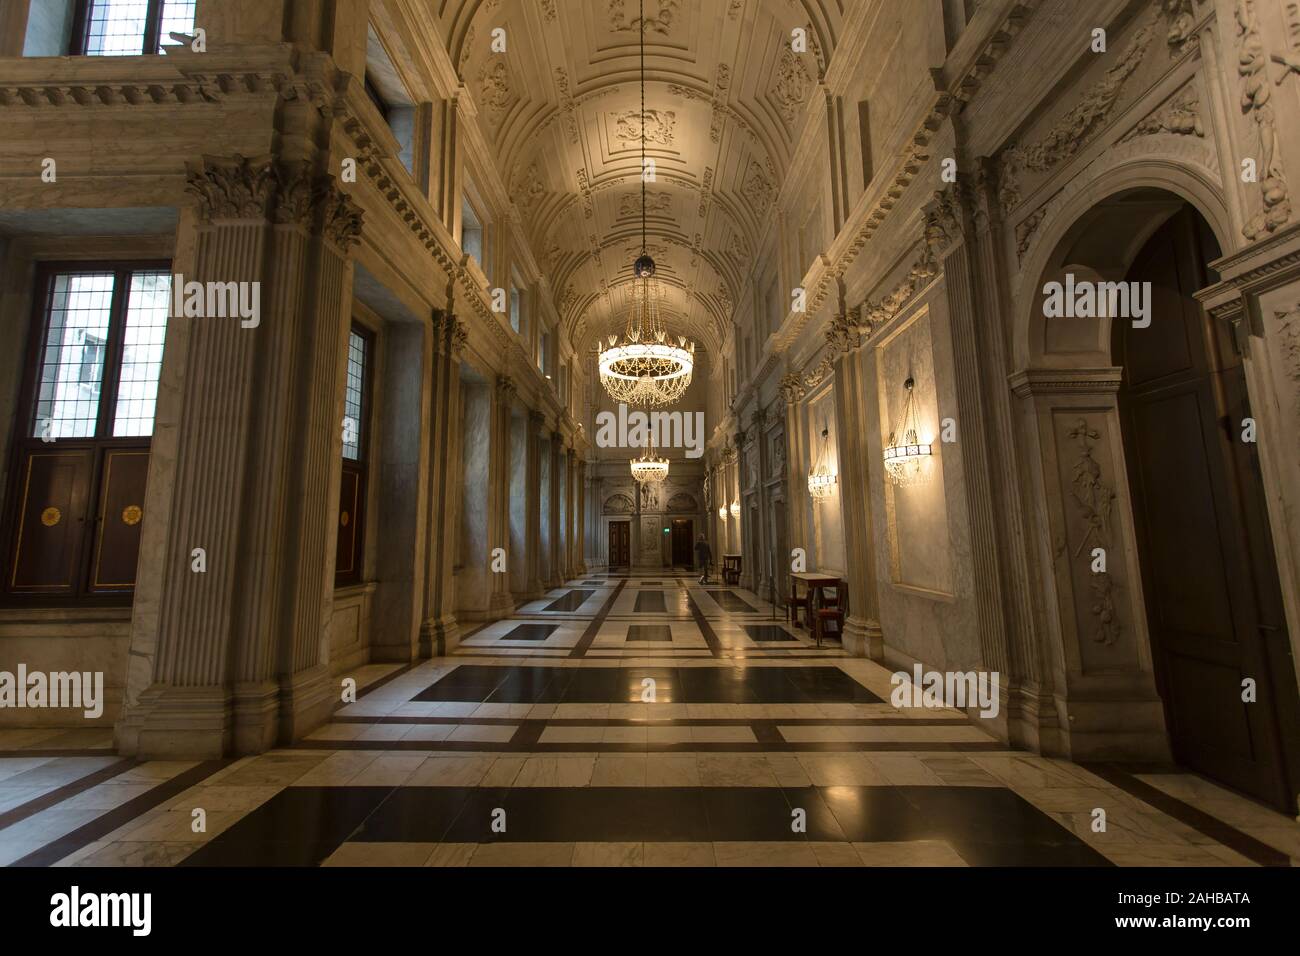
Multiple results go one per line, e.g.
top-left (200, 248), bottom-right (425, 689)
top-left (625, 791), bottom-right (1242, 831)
top-left (1117, 207), bottom-right (1300, 812)
top-left (608, 520), bottom-right (630, 568)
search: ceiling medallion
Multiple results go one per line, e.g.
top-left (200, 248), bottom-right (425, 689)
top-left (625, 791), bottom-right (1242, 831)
top-left (597, 0), bottom-right (694, 409)
top-left (883, 377), bottom-right (933, 486)
top-left (629, 434), bottom-right (669, 484)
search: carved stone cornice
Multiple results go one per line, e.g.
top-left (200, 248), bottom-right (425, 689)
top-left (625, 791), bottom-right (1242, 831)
top-left (1008, 367), bottom-right (1123, 397)
top-left (497, 375), bottom-right (516, 402)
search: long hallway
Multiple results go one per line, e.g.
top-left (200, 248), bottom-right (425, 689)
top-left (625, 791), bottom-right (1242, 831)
top-left (2, 573), bottom-right (1295, 868)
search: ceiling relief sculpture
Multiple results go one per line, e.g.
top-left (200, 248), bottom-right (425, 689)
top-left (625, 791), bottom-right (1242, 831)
top-left (613, 109), bottom-right (677, 146)
top-left (433, 0), bottom-right (846, 354)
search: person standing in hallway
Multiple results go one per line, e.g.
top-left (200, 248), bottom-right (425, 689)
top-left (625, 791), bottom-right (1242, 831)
top-left (695, 533), bottom-right (713, 584)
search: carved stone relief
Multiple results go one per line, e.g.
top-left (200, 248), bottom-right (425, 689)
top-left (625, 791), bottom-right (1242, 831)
top-left (1235, 0), bottom-right (1294, 239)
top-left (771, 47), bottom-right (813, 124)
top-left (614, 109), bottom-right (676, 146)
top-left (1064, 418), bottom-right (1121, 647)
top-left (603, 493), bottom-right (634, 514)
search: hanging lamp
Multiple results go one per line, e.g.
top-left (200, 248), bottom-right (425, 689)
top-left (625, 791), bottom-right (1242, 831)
top-left (807, 424), bottom-right (838, 499)
top-left (597, 0), bottom-right (694, 408)
top-left (629, 433), bottom-right (669, 484)
top-left (883, 377), bottom-right (933, 485)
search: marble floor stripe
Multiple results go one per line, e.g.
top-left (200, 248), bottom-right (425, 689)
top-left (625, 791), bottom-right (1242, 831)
top-left (1081, 762), bottom-right (1292, 867)
top-left (0, 757), bottom-right (138, 832)
top-left (8, 760), bottom-right (231, 868)
top-left (569, 580), bottom-right (627, 658)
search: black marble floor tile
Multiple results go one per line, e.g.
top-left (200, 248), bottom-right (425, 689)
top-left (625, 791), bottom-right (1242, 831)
top-left (436, 788), bottom-right (518, 844)
top-left (413, 665), bottom-right (881, 704)
top-left (181, 786), bottom-right (395, 867)
top-left (544, 589), bottom-right (595, 612)
top-left (502, 623), bottom-right (560, 642)
top-left (349, 787), bottom-right (474, 842)
top-left (639, 580), bottom-right (662, 585)
top-left (808, 785), bottom-right (925, 843)
top-left (946, 840), bottom-right (1112, 867)
top-left (175, 786), bottom-right (1110, 865)
top-left (634, 590), bottom-right (666, 613)
top-left (701, 787), bottom-right (802, 841)
top-left (705, 590), bottom-right (757, 612)
top-left (743, 624), bottom-right (799, 642)
top-left (626, 624), bottom-right (673, 642)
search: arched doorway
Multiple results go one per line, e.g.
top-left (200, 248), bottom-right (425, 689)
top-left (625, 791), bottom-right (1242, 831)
top-left (1114, 205), bottom-right (1300, 811)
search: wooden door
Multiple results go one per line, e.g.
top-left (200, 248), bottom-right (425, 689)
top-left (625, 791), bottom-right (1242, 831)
top-left (608, 520), bottom-right (630, 568)
top-left (1117, 207), bottom-right (1300, 811)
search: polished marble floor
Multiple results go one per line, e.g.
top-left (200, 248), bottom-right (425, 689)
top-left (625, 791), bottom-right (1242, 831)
top-left (1, 573), bottom-right (1297, 867)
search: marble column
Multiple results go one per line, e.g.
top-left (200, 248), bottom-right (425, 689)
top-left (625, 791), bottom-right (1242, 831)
top-left (420, 311), bottom-right (467, 655)
top-left (547, 431), bottom-right (563, 588)
top-left (830, 322), bottom-right (884, 659)
top-left (525, 410), bottom-right (545, 599)
top-left (779, 374), bottom-right (809, 581)
top-left (565, 447), bottom-right (578, 579)
top-left (576, 458), bottom-right (588, 575)
top-left (119, 155), bottom-right (364, 758)
top-left (489, 376), bottom-right (516, 615)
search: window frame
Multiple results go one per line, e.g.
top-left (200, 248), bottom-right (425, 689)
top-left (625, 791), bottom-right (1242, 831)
top-left (69, 0), bottom-right (192, 57)
top-left (2, 259), bottom-right (172, 607)
top-left (335, 322), bottom-right (375, 588)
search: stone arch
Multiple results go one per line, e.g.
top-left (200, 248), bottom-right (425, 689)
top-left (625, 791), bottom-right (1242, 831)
top-left (1007, 170), bottom-right (1262, 772)
top-left (1013, 156), bottom-right (1233, 371)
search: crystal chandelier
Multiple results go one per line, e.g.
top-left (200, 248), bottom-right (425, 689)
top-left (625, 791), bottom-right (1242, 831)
top-left (630, 434), bottom-right (669, 484)
top-left (718, 506), bottom-right (727, 519)
top-left (729, 500), bottom-right (740, 517)
top-left (807, 425), bottom-right (837, 499)
top-left (883, 377), bottom-right (933, 486)
top-left (597, 0), bottom-right (694, 408)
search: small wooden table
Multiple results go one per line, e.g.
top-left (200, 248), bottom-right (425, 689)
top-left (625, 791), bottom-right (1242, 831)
top-left (722, 554), bottom-right (742, 585)
top-left (789, 572), bottom-right (841, 644)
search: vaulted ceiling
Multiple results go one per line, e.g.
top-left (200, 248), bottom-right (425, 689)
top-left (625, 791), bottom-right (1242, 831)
top-left (429, 0), bottom-right (848, 355)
